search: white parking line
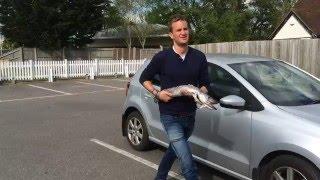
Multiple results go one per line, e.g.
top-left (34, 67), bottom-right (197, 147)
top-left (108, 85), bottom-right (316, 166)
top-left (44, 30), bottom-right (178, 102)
top-left (0, 94), bottom-right (69, 103)
top-left (70, 85), bottom-right (91, 88)
top-left (28, 84), bottom-right (71, 95)
top-left (0, 89), bottom-right (124, 103)
top-left (90, 138), bottom-right (184, 180)
top-left (77, 81), bottom-right (125, 90)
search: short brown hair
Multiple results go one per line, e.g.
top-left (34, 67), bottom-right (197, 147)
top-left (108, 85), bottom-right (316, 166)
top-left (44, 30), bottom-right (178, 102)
top-left (168, 14), bottom-right (189, 32)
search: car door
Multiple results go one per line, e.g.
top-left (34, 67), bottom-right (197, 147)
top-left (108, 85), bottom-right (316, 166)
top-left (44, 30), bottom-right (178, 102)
top-left (190, 63), bottom-right (262, 176)
top-left (140, 74), bottom-right (168, 142)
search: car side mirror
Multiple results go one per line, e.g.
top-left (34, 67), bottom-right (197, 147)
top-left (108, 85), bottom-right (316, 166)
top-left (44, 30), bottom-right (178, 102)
top-left (220, 95), bottom-right (246, 109)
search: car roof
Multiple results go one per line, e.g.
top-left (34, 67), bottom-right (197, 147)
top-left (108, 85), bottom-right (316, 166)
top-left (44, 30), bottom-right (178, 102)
top-left (205, 53), bottom-right (274, 66)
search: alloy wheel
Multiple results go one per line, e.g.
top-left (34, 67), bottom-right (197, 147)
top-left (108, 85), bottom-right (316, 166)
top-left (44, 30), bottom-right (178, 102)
top-left (272, 166), bottom-right (308, 180)
top-left (127, 117), bottom-right (143, 145)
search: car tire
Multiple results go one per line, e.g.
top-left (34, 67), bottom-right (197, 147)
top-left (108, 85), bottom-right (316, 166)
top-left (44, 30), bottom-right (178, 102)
top-left (259, 154), bottom-right (320, 180)
top-left (125, 111), bottom-right (151, 151)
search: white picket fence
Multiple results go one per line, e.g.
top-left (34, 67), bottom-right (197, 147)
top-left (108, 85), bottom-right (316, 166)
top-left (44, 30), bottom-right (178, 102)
top-left (0, 59), bottom-right (146, 81)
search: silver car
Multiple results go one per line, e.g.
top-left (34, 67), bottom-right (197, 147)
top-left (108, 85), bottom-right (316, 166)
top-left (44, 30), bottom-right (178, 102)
top-left (122, 54), bottom-right (320, 180)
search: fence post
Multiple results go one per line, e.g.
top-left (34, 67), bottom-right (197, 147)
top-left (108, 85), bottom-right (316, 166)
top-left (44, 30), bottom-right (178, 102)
top-left (21, 47), bottom-right (24, 61)
top-left (125, 65), bottom-right (129, 78)
top-left (64, 59), bottom-right (68, 78)
top-left (29, 59), bottom-right (34, 80)
top-left (48, 68), bottom-right (53, 82)
top-left (90, 67), bottom-right (95, 80)
top-left (95, 58), bottom-right (98, 76)
top-left (116, 48), bottom-right (119, 60)
top-left (62, 47), bottom-right (66, 60)
top-left (121, 48), bottom-right (124, 59)
top-left (34, 48), bottom-right (38, 61)
top-left (133, 47), bottom-right (136, 59)
top-left (121, 58), bottom-right (125, 75)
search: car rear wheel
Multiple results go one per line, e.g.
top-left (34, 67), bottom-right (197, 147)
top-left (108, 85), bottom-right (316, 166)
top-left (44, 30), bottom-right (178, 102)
top-left (259, 155), bottom-right (320, 180)
top-left (125, 111), bottom-right (151, 151)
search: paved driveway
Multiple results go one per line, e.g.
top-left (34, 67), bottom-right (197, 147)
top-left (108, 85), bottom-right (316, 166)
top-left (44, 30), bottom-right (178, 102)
top-left (0, 78), bottom-right (237, 180)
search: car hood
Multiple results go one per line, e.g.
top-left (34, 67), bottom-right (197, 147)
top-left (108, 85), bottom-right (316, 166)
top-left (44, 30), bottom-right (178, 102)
top-left (279, 104), bottom-right (320, 123)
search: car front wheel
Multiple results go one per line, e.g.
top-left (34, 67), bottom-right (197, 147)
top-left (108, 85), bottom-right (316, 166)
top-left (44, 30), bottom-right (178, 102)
top-left (125, 111), bottom-right (151, 151)
top-left (259, 155), bottom-right (320, 180)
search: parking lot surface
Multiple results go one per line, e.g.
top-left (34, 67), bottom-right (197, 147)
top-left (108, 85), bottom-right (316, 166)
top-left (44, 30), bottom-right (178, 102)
top-left (0, 78), bottom-right (237, 180)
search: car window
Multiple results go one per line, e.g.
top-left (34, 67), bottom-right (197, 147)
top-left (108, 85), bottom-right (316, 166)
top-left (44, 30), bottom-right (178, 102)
top-left (208, 64), bottom-right (241, 100)
top-left (230, 61), bottom-right (320, 106)
top-left (208, 64), bottom-right (263, 111)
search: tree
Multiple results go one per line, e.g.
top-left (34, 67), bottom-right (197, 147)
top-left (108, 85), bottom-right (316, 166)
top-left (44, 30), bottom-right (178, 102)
top-left (114, 0), bottom-right (150, 58)
top-left (102, 3), bottom-right (123, 29)
top-left (133, 22), bottom-right (155, 49)
top-left (0, 0), bottom-right (120, 49)
top-left (145, 0), bottom-right (251, 44)
top-left (145, 0), bottom-right (298, 42)
top-left (202, 0), bottom-right (251, 42)
top-left (130, 11), bottom-right (168, 49)
top-left (123, 19), bottom-right (135, 59)
top-left (1, 38), bottom-right (18, 50)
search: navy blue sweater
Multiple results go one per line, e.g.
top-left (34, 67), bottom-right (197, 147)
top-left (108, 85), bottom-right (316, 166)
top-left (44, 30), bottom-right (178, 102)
top-left (139, 47), bottom-right (209, 115)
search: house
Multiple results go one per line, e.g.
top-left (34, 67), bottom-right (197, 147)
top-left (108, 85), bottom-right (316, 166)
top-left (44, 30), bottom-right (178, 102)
top-left (88, 24), bottom-right (171, 48)
top-left (270, 0), bottom-right (320, 40)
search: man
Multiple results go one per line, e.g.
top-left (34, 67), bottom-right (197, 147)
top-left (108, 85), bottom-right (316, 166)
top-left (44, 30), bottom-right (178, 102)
top-left (139, 14), bottom-right (209, 180)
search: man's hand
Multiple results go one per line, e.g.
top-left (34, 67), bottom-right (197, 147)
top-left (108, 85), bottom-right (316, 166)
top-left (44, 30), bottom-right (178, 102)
top-left (158, 90), bottom-right (172, 102)
top-left (200, 86), bottom-right (208, 94)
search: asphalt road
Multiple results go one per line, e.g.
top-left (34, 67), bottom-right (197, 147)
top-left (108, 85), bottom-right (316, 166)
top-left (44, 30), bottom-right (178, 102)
top-left (0, 78), bottom-right (237, 180)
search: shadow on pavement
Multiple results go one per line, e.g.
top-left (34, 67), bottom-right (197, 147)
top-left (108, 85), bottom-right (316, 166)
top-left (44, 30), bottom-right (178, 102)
top-left (155, 145), bottom-right (238, 180)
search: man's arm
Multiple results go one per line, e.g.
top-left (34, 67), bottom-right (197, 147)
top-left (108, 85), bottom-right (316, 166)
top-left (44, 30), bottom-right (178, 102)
top-left (139, 54), bottom-right (172, 102)
top-left (142, 81), bottom-right (172, 102)
top-left (199, 54), bottom-right (210, 94)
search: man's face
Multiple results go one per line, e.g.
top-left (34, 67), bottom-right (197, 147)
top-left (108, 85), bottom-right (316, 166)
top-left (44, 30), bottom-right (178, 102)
top-left (169, 20), bottom-right (189, 46)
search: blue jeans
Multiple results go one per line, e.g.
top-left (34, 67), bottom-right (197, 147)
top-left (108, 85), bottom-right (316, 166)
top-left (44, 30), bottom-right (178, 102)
top-left (155, 113), bottom-right (198, 180)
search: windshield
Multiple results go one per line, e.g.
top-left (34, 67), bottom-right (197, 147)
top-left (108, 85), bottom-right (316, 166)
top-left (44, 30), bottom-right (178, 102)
top-left (230, 61), bottom-right (320, 106)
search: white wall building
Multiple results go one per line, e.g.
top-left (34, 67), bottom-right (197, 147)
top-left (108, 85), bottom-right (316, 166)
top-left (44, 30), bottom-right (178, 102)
top-left (273, 14), bottom-right (312, 39)
top-left (270, 0), bottom-right (319, 40)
